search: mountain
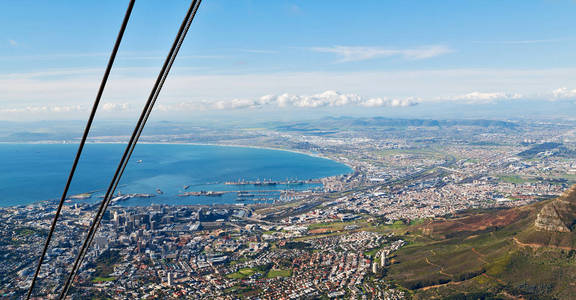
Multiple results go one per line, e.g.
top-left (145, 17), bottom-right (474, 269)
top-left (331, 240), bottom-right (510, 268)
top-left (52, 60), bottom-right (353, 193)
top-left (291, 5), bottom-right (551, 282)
top-left (385, 185), bottom-right (576, 299)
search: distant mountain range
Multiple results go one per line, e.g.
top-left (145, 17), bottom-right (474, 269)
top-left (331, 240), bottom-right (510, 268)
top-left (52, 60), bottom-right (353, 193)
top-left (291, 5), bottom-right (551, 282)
top-left (0, 117), bottom-right (523, 143)
top-left (386, 186), bottom-right (576, 299)
top-left (275, 117), bottom-right (519, 134)
top-left (349, 117), bottom-right (518, 128)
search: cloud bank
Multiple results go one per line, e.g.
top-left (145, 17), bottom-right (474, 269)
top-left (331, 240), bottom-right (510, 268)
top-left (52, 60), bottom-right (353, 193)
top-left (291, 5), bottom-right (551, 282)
top-left (444, 91), bottom-right (523, 104)
top-left (2, 68), bottom-right (576, 119)
top-left (0, 103), bottom-right (133, 114)
top-left (156, 91), bottom-right (420, 112)
top-left (552, 87), bottom-right (576, 100)
top-left (0, 91), bottom-right (419, 115)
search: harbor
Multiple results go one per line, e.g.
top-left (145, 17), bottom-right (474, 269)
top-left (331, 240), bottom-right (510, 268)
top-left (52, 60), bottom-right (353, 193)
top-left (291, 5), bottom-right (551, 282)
top-left (223, 178), bottom-right (320, 186)
top-left (177, 189), bottom-right (306, 203)
top-left (62, 182), bottom-right (319, 206)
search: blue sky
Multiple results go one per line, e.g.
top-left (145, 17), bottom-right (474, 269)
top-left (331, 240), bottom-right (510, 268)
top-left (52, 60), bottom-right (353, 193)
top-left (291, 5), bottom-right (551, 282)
top-left (1, 0), bottom-right (576, 121)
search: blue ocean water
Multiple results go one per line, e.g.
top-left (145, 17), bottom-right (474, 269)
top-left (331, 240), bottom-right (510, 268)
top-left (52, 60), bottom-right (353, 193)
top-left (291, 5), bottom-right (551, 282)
top-left (0, 143), bottom-right (351, 206)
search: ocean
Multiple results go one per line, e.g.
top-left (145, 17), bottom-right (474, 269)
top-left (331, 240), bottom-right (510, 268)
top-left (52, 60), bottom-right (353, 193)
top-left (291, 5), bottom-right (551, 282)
top-left (0, 143), bottom-right (351, 206)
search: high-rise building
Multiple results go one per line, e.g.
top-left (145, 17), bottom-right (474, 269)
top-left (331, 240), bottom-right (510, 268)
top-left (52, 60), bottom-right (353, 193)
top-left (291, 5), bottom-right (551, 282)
top-left (380, 251), bottom-right (387, 267)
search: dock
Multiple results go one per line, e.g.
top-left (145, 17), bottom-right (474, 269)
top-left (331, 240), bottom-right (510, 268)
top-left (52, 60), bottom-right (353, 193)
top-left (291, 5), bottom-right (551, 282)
top-left (224, 179), bottom-right (320, 186)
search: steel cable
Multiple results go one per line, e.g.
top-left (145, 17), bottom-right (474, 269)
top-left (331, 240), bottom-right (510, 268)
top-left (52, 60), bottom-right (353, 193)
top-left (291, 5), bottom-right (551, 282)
top-left (26, 1), bottom-right (136, 298)
top-left (58, 0), bottom-right (202, 298)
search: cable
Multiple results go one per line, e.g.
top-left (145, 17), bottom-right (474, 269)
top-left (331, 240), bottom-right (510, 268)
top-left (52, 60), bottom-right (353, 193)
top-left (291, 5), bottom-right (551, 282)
top-left (79, 0), bottom-right (200, 266)
top-left (25, 1), bottom-right (136, 298)
top-left (71, 0), bottom-right (202, 288)
top-left (58, 0), bottom-right (202, 298)
top-left (59, 1), bottom-right (199, 293)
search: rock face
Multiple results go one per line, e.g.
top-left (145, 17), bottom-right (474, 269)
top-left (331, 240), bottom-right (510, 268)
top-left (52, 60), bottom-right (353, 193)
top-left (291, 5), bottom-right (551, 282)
top-left (535, 203), bottom-right (571, 232)
top-left (535, 185), bottom-right (576, 232)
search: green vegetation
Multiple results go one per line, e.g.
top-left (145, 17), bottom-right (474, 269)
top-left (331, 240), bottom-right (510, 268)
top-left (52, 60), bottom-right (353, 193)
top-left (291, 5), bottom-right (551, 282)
top-left (227, 264), bottom-right (272, 279)
top-left (227, 268), bottom-right (257, 279)
top-left (364, 247), bottom-right (380, 257)
top-left (266, 268), bottom-right (292, 278)
top-left (92, 250), bottom-right (122, 279)
top-left (15, 227), bottom-right (45, 236)
top-left (91, 277), bottom-right (116, 283)
top-left (308, 221), bottom-right (352, 230)
top-left (368, 220), bottom-right (410, 234)
top-left (409, 218), bottom-right (428, 226)
top-left (498, 175), bottom-right (530, 184)
top-left (384, 196), bottom-right (576, 299)
top-left (280, 241), bottom-right (312, 250)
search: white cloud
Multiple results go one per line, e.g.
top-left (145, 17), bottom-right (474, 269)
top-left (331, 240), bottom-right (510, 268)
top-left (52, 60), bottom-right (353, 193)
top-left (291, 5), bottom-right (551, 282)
top-left (3, 68), bottom-right (576, 105)
top-left (212, 98), bottom-right (266, 110)
top-left (311, 45), bottom-right (453, 62)
top-left (361, 97), bottom-right (421, 107)
top-left (552, 87), bottom-right (576, 100)
top-left (261, 91), bottom-right (419, 108)
top-left (0, 104), bottom-right (84, 113)
top-left (0, 102), bottom-right (134, 114)
top-left (444, 92), bottom-right (523, 104)
top-left (153, 91), bottom-right (419, 112)
top-left (101, 103), bottom-right (133, 112)
top-left (3, 68), bottom-right (576, 120)
top-left (8, 40), bottom-right (17, 47)
top-left (447, 88), bottom-right (576, 104)
top-left (265, 90), bottom-right (362, 108)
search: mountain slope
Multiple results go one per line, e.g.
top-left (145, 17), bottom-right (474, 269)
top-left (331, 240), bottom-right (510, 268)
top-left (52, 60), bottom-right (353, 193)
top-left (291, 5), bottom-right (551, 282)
top-left (386, 185), bottom-right (576, 299)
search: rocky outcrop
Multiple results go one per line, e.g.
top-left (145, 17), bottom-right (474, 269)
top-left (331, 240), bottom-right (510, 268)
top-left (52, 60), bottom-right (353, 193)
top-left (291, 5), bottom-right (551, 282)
top-left (535, 203), bottom-right (571, 232)
top-left (535, 185), bottom-right (576, 232)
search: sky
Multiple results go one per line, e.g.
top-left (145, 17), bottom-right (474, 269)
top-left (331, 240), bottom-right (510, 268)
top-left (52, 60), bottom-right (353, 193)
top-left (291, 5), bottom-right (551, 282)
top-left (1, 0), bottom-right (576, 122)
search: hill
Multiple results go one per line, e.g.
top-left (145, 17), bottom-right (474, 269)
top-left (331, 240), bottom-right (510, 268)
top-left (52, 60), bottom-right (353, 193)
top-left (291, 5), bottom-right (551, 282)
top-left (385, 186), bottom-right (576, 299)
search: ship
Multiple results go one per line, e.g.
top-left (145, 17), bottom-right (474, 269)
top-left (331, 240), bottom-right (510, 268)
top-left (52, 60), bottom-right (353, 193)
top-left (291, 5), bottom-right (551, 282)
top-left (178, 191), bottom-right (226, 197)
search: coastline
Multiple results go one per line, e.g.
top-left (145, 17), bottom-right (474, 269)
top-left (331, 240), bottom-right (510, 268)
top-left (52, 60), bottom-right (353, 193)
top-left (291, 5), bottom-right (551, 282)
top-left (141, 142), bottom-right (355, 171)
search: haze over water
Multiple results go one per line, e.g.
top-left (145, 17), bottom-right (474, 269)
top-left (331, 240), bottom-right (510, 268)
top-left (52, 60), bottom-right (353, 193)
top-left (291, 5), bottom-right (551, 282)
top-left (0, 143), bottom-right (351, 207)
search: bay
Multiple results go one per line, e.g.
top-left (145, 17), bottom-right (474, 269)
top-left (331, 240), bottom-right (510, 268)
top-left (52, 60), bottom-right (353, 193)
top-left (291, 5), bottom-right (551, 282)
top-left (0, 143), bottom-right (351, 206)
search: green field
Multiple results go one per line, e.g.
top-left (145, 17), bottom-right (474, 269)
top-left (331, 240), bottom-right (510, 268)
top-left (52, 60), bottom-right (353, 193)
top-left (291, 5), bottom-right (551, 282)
top-left (266, 268), bottom-right (292, 278)
top-left (498, 175), bottom-right (531, 184)
top-left (91, 277), bottom-right (116, 283)
top-left (227, 268), bottom-right (258, 279)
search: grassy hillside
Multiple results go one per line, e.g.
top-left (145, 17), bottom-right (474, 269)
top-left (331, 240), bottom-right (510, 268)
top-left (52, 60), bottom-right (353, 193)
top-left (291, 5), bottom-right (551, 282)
top-left (386, 186), bottom-right (576, 299)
